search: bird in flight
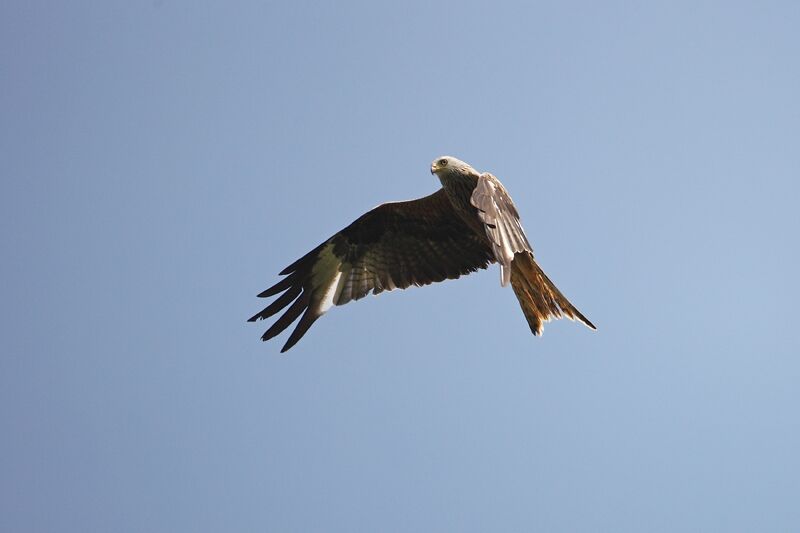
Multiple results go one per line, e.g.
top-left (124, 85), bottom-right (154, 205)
top-left (250, 156), bottom-right (596, 352)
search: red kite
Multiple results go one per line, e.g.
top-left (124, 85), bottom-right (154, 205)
top-left (250, 156), bottom-right (595, 352)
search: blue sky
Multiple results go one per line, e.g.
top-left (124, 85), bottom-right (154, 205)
top-left (2, 1), bottom-right (799, 531)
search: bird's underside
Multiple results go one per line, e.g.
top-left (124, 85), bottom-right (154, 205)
top-left (249, 156), bottom-right (595, 352)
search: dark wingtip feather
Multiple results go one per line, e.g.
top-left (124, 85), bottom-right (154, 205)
top-left (258, 243), bottom-right (328, 297)
top-left (258, 272), bottom-right (298, 298)
top-left (249, 285), bottom-right (302, 322)
top-left (260, 294), bottom-right (309, 341)
top-left (279, 242), bottom-right (327, 276)
top-left (280, 308), bottom-right (322, 352)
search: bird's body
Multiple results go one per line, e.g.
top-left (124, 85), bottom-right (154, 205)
top-left (250, 156), bottom-right (595, 352)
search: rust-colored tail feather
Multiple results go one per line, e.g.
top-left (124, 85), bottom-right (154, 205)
top-left (509, 251), bottom-right (596, 335)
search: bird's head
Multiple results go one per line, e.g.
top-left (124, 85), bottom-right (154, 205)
top-left (430, 156), bottom-right (478, 179)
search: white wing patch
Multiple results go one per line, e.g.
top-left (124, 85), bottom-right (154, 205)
top-left (470, 173), bottom-right (532, 286)
top-left (319, 271), bottom-right (343, 312)
top-left (310, 243), bottom-right (346, 312)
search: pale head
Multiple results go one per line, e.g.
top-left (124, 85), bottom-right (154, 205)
top-left (430, 156), bottom-right (478, 178)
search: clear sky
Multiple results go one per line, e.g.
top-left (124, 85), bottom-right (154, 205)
top-left (2, 1), bottom-right (799, 532)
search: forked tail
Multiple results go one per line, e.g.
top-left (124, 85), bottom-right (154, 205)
top-left (509, 251), bottom-right (596, 335)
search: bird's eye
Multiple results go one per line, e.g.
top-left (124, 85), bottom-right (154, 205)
top-left (438, 158), bottom-right (448, 167)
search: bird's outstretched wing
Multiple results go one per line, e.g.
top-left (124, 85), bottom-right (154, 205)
top-left (470, 173), bottom-right (596, 334)
top-left (249, 189), bottom-right (495, 352)
top-left (470, 173), bottom-right (532, 286)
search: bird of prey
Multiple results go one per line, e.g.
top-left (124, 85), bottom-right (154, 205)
top-left (250, 156), bottom-right (595, 352)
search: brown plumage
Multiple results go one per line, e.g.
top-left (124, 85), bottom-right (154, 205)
top-left (250, 156), bottom-right (595, 352)
top-left (510, 251), bottom-right (595, 335)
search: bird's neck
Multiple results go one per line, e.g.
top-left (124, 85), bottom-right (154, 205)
top-left (440, 173), bottom-right (478, 202)
top-left (439, 173), bottom-right (484, 234)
